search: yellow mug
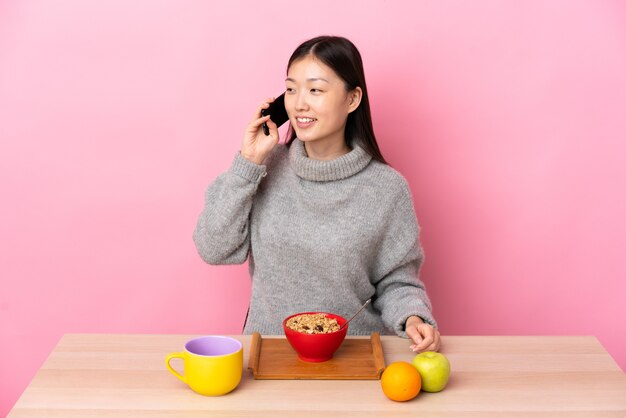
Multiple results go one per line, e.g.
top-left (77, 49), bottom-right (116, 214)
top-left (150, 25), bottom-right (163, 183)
top-left (165, 335), bottom-right (243, 396)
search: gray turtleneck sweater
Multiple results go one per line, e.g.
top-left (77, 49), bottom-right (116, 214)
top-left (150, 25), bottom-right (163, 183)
top-left (193, 139), bottom-right (436, 337)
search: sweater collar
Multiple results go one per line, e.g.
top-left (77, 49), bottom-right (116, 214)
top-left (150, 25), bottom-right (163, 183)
top-left (289, 139), bottom-right (372, 182)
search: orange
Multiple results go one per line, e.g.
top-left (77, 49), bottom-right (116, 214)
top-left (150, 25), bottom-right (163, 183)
top-left (380, 361), bottom-right (422, 402)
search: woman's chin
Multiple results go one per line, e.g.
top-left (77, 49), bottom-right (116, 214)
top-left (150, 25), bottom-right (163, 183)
top-left (294, 131), bottom-right (321, 142)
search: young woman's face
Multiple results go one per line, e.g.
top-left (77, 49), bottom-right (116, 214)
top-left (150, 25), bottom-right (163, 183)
top-left (285, 55), bottom-right (360, 147)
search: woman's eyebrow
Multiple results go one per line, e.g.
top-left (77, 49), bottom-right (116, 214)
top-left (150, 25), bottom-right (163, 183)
top-left (285, 77), bottom-right (330, 83)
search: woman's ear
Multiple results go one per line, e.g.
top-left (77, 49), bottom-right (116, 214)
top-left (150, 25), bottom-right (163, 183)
top-left (347, 87), bottom-right (363, 113)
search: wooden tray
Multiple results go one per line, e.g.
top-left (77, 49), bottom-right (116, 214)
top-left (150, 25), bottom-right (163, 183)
top-left (248, 332), bottom-right (385, 380)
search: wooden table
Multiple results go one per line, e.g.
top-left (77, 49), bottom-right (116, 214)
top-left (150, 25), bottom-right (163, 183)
top-left (8, 334), bottom-right (626, 417)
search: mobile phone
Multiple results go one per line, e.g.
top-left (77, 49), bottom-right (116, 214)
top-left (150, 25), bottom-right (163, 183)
top-left (261, 93), bottom-right (289, 135)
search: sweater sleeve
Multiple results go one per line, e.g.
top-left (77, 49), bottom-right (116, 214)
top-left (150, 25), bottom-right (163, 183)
top-left (370, 179), bottom-right (437, 337)
top-left (192, 152), bottom-right (267, 265)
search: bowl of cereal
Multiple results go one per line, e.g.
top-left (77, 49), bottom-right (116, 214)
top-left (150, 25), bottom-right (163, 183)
top-left (282, 312), bottom-right (348, 362)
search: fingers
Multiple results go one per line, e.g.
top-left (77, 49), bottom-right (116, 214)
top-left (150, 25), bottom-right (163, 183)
top-left (247, 97), bottom-right (277, 136)
top-left (244, 116), bottom-right (271, 140)
top-left (421, 329), bottom-right (441, 352)
top-left (246, 113), bottom-right (277, 134)
top-left (408, 323), bottom-right (441, 353)
top-left (413, 332), bottom-right (434, 352)
top-left (242, 97), bottom-right (280, 164)
top-left (432, 330), bottom-right (441, 351)
top-left (265, 118), bottom-right (279, 137)
top-left (253, 97), bottom-right (276, 119)
top-left (405, 325), bottom-right (423, 351)
top-left (250, 114), bottom-right (271, 129)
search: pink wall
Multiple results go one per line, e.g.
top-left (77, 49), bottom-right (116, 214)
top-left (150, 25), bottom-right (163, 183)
top-left (1, 0), bottom-right (625, 414)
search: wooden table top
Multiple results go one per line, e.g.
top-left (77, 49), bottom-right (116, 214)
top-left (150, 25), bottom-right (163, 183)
top-left (8, 334), bottom-right (626, 417)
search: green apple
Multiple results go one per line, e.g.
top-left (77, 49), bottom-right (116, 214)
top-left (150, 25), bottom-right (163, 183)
top-left (411, 351), bottom-right (450, 392)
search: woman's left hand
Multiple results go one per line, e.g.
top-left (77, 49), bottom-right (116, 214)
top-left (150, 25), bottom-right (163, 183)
top-left (405, 316), bottom-right (441, 352)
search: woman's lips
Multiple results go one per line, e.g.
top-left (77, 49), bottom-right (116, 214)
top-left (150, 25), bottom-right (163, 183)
top-left (295, 117), bottom-right (317, 129)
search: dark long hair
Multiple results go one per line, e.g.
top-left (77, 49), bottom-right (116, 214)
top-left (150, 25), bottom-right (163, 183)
top-left (285, 36), bottom-right (387, 164)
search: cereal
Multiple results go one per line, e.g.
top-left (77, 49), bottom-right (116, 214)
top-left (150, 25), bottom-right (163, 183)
top-left (286, 313), bottom-right (340, 334)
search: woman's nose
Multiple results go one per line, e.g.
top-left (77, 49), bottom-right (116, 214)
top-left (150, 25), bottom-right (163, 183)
top-left (295, 93), bottom-right (309, 111)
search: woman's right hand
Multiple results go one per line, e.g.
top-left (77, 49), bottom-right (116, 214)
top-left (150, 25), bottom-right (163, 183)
top-left (241, 97), bottom-right (280, 165)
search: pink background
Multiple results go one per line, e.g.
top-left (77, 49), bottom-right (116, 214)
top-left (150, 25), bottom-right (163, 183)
top-left (1, 0), bottom-right (625, 414)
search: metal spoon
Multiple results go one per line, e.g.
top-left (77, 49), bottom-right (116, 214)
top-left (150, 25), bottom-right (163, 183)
top-left (339, 298), bottom-right (372, 331)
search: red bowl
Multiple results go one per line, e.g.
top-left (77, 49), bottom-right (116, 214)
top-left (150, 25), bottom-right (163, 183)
top-left (282, 312), bottom-right (348, 362)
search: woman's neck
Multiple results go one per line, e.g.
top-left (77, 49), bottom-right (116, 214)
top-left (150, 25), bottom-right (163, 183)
top-left (303, 139), bottom-right (351, 161)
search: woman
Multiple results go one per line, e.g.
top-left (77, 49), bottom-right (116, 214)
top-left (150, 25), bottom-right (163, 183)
top-left (193, 35), bottom-right (441, 352)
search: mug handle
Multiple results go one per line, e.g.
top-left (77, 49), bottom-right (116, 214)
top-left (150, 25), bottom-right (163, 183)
top-left (165, 352), bottom-right (187, 384)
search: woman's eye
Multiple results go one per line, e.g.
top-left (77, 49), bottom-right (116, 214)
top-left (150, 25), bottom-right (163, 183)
top-left (286, 87), bottom-right (295, 93)
top-left (310, 89), bottom-right (322, 94)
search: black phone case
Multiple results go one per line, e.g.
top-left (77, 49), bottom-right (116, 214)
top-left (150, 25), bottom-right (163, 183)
top-left (261, 93), bottom-right (289, 135)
